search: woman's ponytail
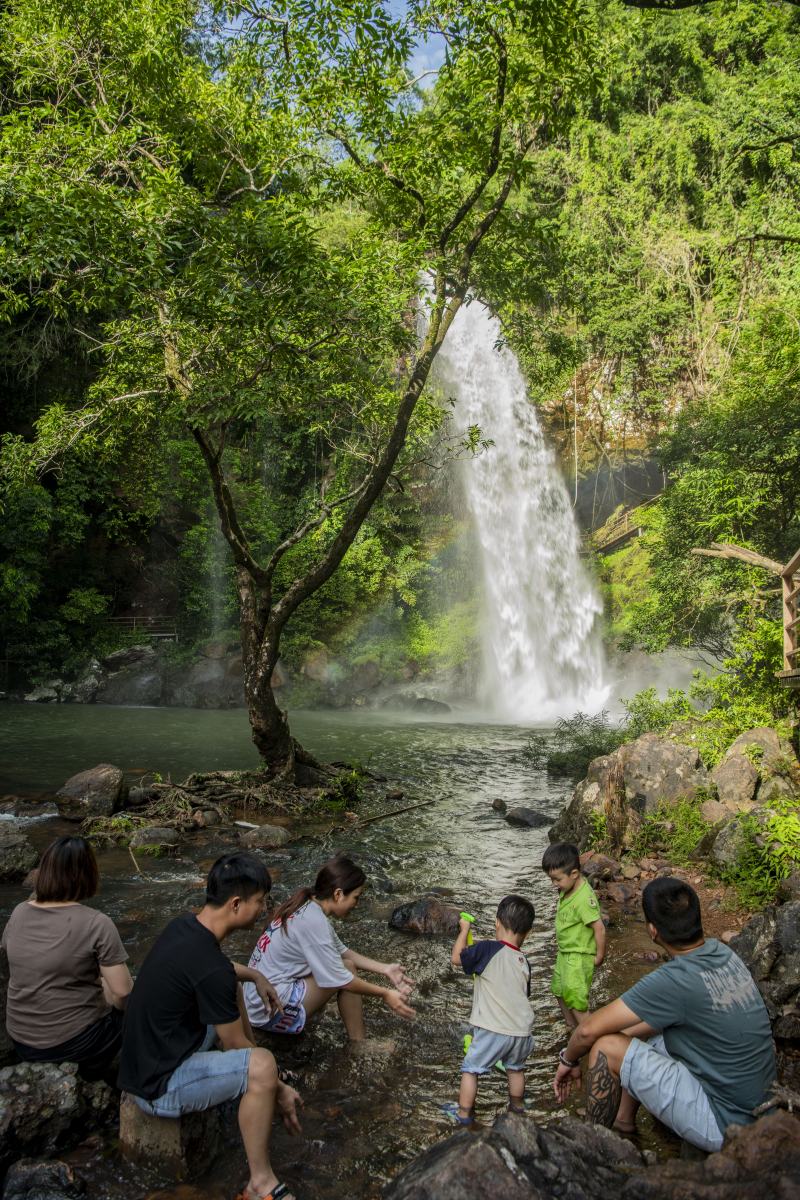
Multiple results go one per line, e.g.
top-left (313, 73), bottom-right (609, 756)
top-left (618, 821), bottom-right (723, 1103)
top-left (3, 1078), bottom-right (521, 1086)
top-left (273, 855), bottom-right (366, 935)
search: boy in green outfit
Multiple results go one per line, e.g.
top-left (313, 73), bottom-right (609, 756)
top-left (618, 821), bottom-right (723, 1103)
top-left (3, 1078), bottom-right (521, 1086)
top-left (542, 843), bottom-right (606, 1030)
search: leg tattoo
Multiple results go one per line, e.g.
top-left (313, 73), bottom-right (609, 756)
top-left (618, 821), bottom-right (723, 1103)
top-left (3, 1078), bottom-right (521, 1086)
top-left (586, 1050), bottom-right (621, 1128)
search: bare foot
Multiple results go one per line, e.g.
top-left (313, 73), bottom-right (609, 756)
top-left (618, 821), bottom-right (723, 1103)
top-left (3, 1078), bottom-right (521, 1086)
top-left (613, 1119), bottom-right (638, 1135)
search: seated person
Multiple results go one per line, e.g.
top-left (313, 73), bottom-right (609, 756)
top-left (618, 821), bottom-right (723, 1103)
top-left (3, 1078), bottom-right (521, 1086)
top-left (2, 835), bottom-right (132, 1080)
top-left (118, 852), bottom-right (301, 1200)
top-left (244, 854), bottom-right (415, 1041)
top-left (552, 877), bottom-right (776, 1151)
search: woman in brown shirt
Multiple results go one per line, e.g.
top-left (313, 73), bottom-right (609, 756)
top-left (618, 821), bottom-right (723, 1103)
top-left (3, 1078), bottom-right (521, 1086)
top-left (1, 835), bottom-right (132, 1079)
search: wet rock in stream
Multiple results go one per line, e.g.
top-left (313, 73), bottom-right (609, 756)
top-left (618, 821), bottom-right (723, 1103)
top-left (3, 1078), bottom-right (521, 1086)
top-left (0, 831), bottom-right (38, 884)
top-left (1, 1158), bottom-right (85, 1200)
top-left (55, 764), bottom-right (128, 821)
top-left (384, 1110), bottom-right (800, 1200)
top-left (388, 896), bottom-right (461, 936)
top-left (0, 1063), bottom-right (114, 1177)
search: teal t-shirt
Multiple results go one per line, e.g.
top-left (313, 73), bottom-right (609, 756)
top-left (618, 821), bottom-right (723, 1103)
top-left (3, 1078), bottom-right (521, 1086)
top-left (622, 939), bottom-right (775, 1134)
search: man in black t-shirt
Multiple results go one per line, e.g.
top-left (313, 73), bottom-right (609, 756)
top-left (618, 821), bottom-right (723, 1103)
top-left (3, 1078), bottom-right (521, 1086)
top-left (119, 853), bottom-right (301, 1200)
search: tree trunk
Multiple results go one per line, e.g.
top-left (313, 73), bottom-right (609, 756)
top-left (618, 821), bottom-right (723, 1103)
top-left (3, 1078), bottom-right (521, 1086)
top-left (236, 568), bottom-right (295, 778)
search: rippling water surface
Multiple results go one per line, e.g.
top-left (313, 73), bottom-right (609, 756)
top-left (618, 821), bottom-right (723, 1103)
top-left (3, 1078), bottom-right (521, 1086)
top-left (0, 704), bottom-right (663, 1198)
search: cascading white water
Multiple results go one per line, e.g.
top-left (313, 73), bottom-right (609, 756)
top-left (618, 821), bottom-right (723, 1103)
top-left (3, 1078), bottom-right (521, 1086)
top-left (435, 298), bottom-right (608, 721)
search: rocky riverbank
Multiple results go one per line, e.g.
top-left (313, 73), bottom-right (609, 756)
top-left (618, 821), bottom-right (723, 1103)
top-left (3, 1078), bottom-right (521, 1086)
top-left (7, 642), bottom-right (461, 715)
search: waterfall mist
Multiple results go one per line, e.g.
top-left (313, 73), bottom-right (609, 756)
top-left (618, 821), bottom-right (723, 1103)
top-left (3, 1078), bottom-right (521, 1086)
top-left (434, 298), bottom-right (608, 722)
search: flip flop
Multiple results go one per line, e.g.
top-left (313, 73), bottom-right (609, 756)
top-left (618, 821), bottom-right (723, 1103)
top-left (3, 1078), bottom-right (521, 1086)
top-left (233, 1185), bottom-right (294, 1200)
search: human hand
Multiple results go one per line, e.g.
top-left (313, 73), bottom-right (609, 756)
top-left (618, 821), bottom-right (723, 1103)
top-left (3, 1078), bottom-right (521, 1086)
top-left (255, 975), bottom-right (284, 1019)
top-left (594, 955), bottom-right (605, 967)
top-left (553, 1062), bottom-right (581, 1104)
top-left (458, 917), bottom-right (474, 934)
top-left (384, 988), bottom-right (416, 1020)
top-left (384, 962), bottom-right (415, 997)
top-left (276, 1081), bottom-right (303, 1135)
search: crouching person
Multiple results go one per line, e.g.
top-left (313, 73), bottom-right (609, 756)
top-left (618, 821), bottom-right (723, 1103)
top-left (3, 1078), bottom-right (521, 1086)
top-left (118, 853), bottom-right (302, 1200)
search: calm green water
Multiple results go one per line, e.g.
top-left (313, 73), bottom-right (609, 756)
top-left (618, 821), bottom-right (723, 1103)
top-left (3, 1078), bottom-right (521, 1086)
top-left (0, 703), bottom-right (663, 1199)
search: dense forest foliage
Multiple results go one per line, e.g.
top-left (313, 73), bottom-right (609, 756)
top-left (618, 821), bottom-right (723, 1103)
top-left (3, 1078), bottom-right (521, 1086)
top-left (1, 0), bottom-right (799, 744)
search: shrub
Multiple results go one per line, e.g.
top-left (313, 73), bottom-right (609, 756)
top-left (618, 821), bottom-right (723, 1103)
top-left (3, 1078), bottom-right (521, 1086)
top-left (523, 711), bottom-right (624, 779)
top-left (630, 798), bottom-right (713, 864)
top-left (719, 799), bottom-right (800, 908)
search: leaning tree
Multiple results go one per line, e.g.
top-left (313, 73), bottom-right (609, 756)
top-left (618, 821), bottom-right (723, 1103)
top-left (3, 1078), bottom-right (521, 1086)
top-left (1, 0), bottom-right (597, 777)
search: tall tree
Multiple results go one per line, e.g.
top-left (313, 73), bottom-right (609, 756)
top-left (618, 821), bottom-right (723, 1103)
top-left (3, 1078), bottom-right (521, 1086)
top-left (1, 0), bottom-right (596, 776)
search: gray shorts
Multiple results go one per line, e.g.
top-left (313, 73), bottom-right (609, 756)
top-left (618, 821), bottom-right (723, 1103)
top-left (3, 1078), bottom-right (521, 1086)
top-left (621, 1034), bottom-right (723, 1152)
top-left (461, 1027), bottom-right (534, 1074)
top-left (134, 1026), bottom-right (251, 1118)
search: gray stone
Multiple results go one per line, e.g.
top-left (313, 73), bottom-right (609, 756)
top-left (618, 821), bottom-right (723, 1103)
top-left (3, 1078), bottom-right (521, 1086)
top-left (96, 667), bottom-right (163, 707)
top-left (757, 774), bottom-right (798, 805)
top-left (505, 807), bottom-right (552, 829)
top-left (241, 824), bottom-right (291, 850)
top-left (23, 685), bottom-right (58, 703)
top-left (119, 1092), bottom-right (224, 1182)
top-left (55, 763), bottom-right (127, 821)
top-left (729, 907), bottom-right (780, 980)
top-left (1, 1159), bottom-right (85, 1200)
top-left (0, 1063), bottom-right (113, 1176)
top-left (385, 1110), bottom-right (800, 1200)
top-left (710, 816), bottom-right (751, 870)
top-left (549, 772), bottom-right (607, 847)
top-left (163, 653), bottom-right (244, 709)
top-left (700, 797), bottom-right (730, 825)
top-left (129, 825), bottom-right (181, 852)
top-left (388, 896), bottom-right (461, 936)
top-left (101, 645), bottom-right (156, 671)
top-left (0, 830), bottom-right (38, 883)
top-left (71, 659), bottom-right (101, 704)
top-left (618, 733), bottom-right (709, 814)
top-left (711, 753), bottom-right (759, 812)
top-left (491, 798), bottom-right (507, 813)
top-left (726, 727), bottom-right (784, 768)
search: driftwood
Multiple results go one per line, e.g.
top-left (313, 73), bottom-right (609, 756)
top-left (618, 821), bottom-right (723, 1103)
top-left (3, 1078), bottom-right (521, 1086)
top-left (354, 799), bottom-right (434, 828)
top-left (691, 541), bottom-right (785, 576)
top-left (753, 1083), bottom-right (800, 1116)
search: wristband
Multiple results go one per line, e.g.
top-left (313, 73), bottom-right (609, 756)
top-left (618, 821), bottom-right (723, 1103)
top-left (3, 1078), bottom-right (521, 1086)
top-left (559, 1048), bottom-right (580, 1069)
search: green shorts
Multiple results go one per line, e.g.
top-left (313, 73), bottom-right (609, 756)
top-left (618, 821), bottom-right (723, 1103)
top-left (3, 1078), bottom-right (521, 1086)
top-left (551, 952), bottom-right (595, 1012)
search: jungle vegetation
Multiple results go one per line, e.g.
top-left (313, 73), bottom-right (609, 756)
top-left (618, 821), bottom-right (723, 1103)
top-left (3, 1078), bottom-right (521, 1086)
top-left (1, 1), bottom-right (799, 773)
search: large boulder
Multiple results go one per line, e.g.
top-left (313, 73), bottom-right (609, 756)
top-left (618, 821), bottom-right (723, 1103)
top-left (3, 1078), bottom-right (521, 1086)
top-left (96, 666), bottom-right (163, 707)
top-left (617, 733), bottom-right (709, 814)
top-left (0, 831), bottom-right (38, 884)
top-left (0, 1063), bottom-right (114, 1176)
top-left (241, 824), bottom-right (291, 850)
top-left (505, 807), bottom-right (552, 829)
top-left (119, 1092), bottom-right (224, 1182)
top-left (712, 753), bottom-right (759, 812)
top-left (128, 826), bottom-right (181, 853)
top-left (1, 1160), bottom-right (85, 1200)
top-left (388, 897), bottom-right (461, 937)
top-left (384, 1111), bottom-right (800, 1200)
top-left (163, 653), bottom-right (244, 709)
top-left (55, 764), bottom-right (127, 821)
top-left (550, 733), bottom-right (708, 851)
top-left (730, 901), bottom-right (800, 1013)
top-left (100, 645), bottom-right (156, 672)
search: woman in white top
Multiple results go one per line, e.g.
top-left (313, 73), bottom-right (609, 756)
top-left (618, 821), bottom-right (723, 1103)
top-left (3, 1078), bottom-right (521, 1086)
top-left (244, 854), bottom-right (415, 1039)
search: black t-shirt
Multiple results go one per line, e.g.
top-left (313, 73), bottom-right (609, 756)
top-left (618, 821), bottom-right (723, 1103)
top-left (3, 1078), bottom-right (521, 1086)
top-left (118, 912), bottom-right (240, 1100)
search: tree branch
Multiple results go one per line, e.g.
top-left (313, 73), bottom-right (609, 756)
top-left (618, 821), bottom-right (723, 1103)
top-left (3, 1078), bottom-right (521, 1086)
top-left (333, 132), bottom-right (427, 230)
top-left (728, 232), bottom-right (800, 249)
top-left (438, 29), bottom-right (507, 254)
top-left (691, 542), bottom-right (785, 576)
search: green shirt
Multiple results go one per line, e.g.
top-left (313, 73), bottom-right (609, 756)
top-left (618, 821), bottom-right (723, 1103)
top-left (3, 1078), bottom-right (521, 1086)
top-left (554, 878), bottom-right (601, 956)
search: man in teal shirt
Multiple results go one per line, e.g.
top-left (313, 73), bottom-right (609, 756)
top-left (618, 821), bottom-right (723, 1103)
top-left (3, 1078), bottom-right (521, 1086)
top-left (552, 877), bottom-right (775, 1150)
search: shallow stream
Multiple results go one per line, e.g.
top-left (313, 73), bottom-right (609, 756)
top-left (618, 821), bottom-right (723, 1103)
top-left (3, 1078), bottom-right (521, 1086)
top-left (0, 704), bottom-right (665, 1198)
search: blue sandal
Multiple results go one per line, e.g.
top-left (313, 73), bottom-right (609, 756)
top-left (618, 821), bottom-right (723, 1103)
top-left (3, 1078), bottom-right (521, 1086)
top-left (440, 1101), bottom-right (474, 1126)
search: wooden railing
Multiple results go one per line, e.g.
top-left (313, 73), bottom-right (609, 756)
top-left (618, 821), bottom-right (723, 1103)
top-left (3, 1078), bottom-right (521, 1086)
top-left (105, 616), bottom-right (178, 641)
top-left (781, 547), bottom-right (800, 686)
top-left (592, 496), bottom-right (659, 555)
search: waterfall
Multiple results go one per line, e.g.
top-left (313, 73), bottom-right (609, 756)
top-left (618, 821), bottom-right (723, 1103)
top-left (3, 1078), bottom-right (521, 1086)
top-left (434, 298), bottom-right (608, 721)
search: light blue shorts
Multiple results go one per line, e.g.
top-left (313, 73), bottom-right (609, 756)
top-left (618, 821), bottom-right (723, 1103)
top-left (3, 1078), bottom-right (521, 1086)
top-left (461, 1027), bottom-right (534, 1074)
top-left (134, 1026), bottom-right (251, 1118)
top-left (621, 1034), bottom-right (723, 1152)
